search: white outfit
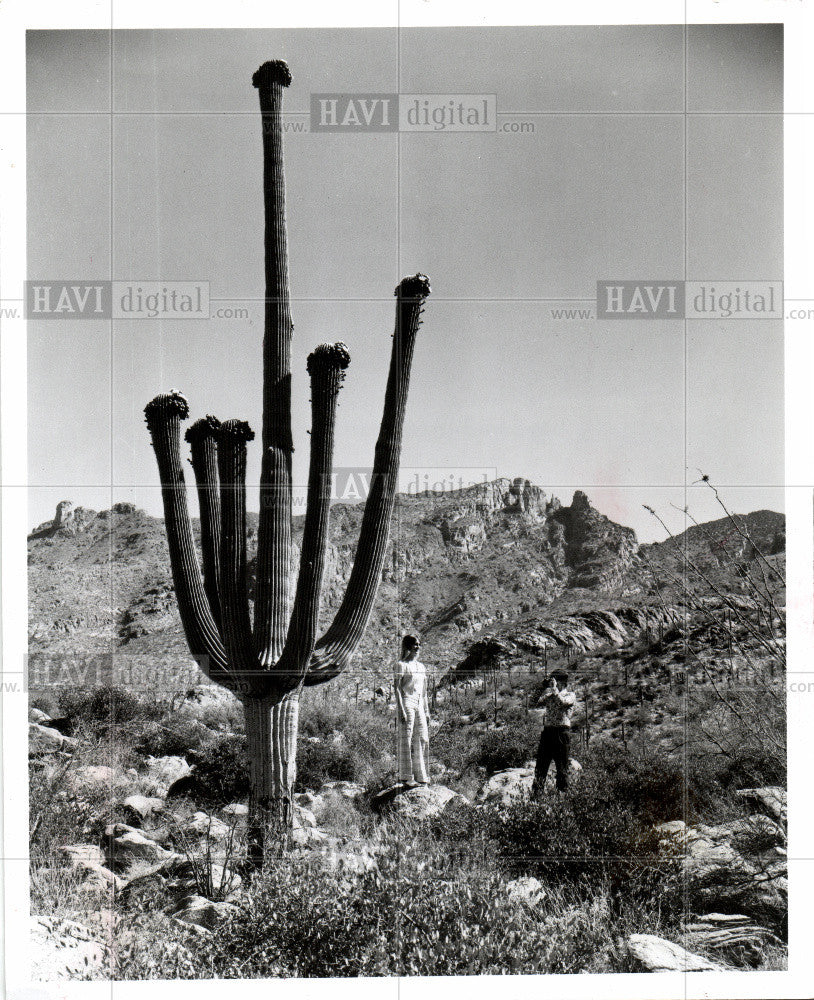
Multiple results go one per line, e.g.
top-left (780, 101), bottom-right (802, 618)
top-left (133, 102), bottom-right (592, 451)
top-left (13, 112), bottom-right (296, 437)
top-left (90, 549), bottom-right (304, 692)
top-left (395, 658), bottom-right (429, 783)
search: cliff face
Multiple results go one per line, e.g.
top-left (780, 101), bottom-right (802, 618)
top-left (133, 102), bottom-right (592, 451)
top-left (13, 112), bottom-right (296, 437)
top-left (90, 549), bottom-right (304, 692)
top-left (27, 482), bottom-right (784, 676)
top-left (28, 481), bottom-right (638, 657)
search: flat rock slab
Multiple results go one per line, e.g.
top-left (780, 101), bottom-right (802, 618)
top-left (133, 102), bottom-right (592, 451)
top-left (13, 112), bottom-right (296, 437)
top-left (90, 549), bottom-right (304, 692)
top-left (627, 933), bottom-right (724, 972)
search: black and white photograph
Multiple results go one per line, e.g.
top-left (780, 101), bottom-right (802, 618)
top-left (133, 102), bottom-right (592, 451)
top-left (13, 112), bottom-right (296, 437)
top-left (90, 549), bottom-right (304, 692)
top-left (2, 3), bottom-right (813, 997)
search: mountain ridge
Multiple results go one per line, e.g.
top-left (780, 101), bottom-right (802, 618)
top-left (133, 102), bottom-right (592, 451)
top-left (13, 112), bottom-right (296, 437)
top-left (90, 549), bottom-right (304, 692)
top-left (28, 481), bottom-right (784, 683)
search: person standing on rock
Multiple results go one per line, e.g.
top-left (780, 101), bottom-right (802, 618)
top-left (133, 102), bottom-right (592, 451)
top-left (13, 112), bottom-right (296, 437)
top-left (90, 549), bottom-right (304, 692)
top-left (395, 634), bottom-right (430, 786)
top-left (532, 670), bottom-right (576, 796)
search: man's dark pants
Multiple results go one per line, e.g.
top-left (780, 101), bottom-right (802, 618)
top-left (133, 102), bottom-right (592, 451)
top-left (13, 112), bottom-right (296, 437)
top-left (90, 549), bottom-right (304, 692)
top-left (533, 726), bottom-right (570, 794)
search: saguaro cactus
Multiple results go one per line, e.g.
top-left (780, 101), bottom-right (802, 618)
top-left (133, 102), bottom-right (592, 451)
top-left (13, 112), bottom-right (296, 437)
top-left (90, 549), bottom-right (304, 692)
top-left (144, 60), bottom-right (430, 866)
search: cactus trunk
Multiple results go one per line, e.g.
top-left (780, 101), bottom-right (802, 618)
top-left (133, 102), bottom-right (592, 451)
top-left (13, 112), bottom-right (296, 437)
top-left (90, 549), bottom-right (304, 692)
top-left (244, 688), bottom-right (300, 865)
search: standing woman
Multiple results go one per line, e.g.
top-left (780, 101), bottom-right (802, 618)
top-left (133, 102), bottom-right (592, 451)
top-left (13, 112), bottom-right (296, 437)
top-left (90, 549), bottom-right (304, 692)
top-left (395, 634), bottom-right (430, 786)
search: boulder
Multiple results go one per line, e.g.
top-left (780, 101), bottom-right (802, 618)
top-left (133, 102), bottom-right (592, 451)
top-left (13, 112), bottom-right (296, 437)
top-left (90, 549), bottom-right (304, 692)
top-left (655, 820), bottom-right (686, 837)
top-left (29, 722), bottom-right (77, 755)
top-left (122, 794), bottom-right (165, 822)
top-left (166, 894), bottom-right (239, 932)
top-left (318, 780), bottom-right (367, 802)
top-left (736, 787), bottom-right (786, 825)
top-left (627, 933), bottom-right (724, 972)
top-left (685, 836), bottom-right (740, 870)
top-left (222, 802), bottom-right (248, 817)
top-left (59, 844), bottom-right (125, 892)
top-left (188, 811), bottom-right (232, 842)
top-left (293, 792), bottom-right (320, 811)
top-left (294, 805), bottom-right (317, 829)
top-left (476, 768), bottom-right (533, 807)
top-left (31, 915), bottom-right (109, 980)
top-left (66, 765), bottom-right (117, 795)
top-left (505, 876), bottom-right (545, 907)
top-left (291, 825), bottom-right (331, 848)
top-left (371, 783), bottom-right (469, 821)
top-left (29, 707), bottom-right (52, 725)
top-left (476, 760), bottom-right (582, 808)
top-left (105, 824), bottom-right (174, 866)
top-left (172, 862), bottom-right (243, 897)
top-left (60, 843), bottom-right (105, 867)
top-left (144, 755), bottom-right (193, 796)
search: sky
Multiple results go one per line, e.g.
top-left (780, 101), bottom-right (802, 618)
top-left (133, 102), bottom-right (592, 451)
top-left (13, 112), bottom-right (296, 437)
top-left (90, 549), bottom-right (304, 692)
top-left (26, 25), bottom-right (784, 542)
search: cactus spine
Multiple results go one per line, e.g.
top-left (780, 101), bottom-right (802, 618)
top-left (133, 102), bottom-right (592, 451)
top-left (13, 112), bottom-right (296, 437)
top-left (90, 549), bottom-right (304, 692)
top-left (144, 60), bottom-right (430, 866)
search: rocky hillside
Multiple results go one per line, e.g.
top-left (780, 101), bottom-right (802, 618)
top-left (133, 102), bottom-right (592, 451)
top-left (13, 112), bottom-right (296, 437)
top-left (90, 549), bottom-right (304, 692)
top-left (28, 481), bottom-right (784, 689)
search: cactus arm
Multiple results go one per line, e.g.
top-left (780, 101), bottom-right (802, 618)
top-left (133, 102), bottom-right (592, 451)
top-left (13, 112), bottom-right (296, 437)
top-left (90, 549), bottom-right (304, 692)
top-left (216, 419), bottom-right (262, 686)
top-left (273, 343), bottom-right (351, 690)
top-left (304, 274), bottom-right (431, 687)
top-left (252, 60), bottom-right (295, 668)
top-left (144, 393), bottom-right (231, 686)
top-left (185, 416), bottom-right (223, 629)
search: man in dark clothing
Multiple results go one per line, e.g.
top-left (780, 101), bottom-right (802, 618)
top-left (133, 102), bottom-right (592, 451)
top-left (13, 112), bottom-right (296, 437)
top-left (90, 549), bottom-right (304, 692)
top-left (532, 670), bottom-right (576, 796)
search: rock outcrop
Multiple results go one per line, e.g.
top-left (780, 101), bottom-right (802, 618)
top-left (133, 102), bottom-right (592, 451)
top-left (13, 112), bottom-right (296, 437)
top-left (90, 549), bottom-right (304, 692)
top-left (28, 481), bottom-right (666, 666)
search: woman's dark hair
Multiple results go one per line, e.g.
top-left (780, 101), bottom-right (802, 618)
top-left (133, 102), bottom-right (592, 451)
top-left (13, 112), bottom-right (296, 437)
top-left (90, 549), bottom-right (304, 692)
top-left (401, 634), bottom-right (421, 652)
top-left (551, 670), bottom-right (568, 686)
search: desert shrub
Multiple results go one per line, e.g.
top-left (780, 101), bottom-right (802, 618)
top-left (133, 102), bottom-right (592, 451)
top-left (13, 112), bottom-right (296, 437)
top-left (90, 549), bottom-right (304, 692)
top-left (295, 740), bottom-right (358, 791)
top-left (190, 734), bottom-right (249, 804)
top-left (425, 722), bottom-right (470, 775)
top-left (490, 762), bottom-right (684, 912)
top-left (29, 762), bottom-right (89, 860)
top-left (180, 855), bottom-right (626, 977)
top-left (316, 794), bottom-right (369, 838)
top-left (295, 706), bottom-right (392, 791)
top-left (685, 687), bottom-right (786, 819)
top-left (112, 914), bottom-right (203, 980)
top-left (189, 698), bottom-right (243, 735)
top-left (300, 703), bottom-right (347, 739)
top-left (584, 743), bottom-right (686, 825)
top-left (59, 685), bottom-right (162, 735)
top-left (467, 724), bottom-right (537, 776)
top-left (134, 717), bottom-right (210, 759)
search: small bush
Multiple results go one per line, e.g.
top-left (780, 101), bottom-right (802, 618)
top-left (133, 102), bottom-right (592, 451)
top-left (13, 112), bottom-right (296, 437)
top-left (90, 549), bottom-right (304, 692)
top-left (586, 743), bottom-right (685, 825)
top-left (172, 855), bottom-right (628, 977)
top-left (467, 725), bottom-right (536, 776)
top-left (300, 704), bottom-right (347, 739)
top-left (295, 740), bottom-right (358, 791)
top-left (59, 685), bottom-right (162, 735)
top-left (489, 758), bottom-right (684, 911)
top-left (425, 722), bottom-right (470, 775)
top-left (134, 717), bottom-right (209, 759)
top-left (190, 735), bottom-right (249, 804)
